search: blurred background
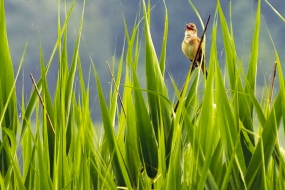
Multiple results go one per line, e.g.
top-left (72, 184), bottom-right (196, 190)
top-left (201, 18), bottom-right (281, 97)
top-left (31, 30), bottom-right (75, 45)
top-left (4, 0), bottom-right (285, 121)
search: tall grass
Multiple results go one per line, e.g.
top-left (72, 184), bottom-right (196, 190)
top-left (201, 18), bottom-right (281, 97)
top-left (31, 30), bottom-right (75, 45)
top-left (0, 0), bottom-right (285, 189)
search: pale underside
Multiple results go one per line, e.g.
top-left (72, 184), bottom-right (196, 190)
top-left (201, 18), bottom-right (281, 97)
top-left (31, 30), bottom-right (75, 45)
top-left (182, 36), bottom-right (201, 62)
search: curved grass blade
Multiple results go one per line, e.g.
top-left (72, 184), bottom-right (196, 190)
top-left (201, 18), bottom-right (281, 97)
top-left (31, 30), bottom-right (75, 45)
top-left (159, 0), bottom-right (168, 76)
top-left (165, 122), bottom-right (182, 190)
top-left (245, 0), bottom-right (260, 107)
top-left (0, 0), bottom-right (18, 133)
top-left (0, 1), bottom-right (26, 178)
top-left (133, 67), bottom-right (158, 179)
top-left (217, 0), bottom-right (255, 167)
top-left (142, 0), bottom-right (172, 141)
top-left (93, 64), bottom-right (132, 188)
top-left (245, 92), bottom-right (283, 188)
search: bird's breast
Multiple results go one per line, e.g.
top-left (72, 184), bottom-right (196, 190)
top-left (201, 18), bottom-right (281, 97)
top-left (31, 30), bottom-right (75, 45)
top-left (182, 38), bottom-right (198, 61)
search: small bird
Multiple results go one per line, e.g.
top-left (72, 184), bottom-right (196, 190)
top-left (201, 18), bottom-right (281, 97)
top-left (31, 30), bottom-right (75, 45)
top-left (182, 23), bottom-right (207, 77)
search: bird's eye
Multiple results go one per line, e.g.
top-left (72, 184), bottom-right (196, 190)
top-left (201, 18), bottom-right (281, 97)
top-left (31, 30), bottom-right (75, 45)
top-left (186, 25), bottom-right (191, 30)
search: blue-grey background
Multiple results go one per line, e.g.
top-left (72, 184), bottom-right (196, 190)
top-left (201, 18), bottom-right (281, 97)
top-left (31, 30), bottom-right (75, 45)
top-left (4, 0), bottom-right (285, 132)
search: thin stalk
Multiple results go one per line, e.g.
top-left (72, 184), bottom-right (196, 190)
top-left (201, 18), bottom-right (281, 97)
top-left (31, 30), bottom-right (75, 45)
top-left (30, 73), bottom-right (55, 134)
top-left (105, 61), bottom-right (126, 117)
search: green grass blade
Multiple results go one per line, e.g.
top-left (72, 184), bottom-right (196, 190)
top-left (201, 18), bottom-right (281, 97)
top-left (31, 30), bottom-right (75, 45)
top-left (245, 92), bottom-right (283, 188)
top-left (196, 19), bottom-right (218, 190)
top-left (20, 0), bottom-right (76, 139)
top-left (159, 0), bottom-right (168, 76)
top-left (93, 65), bottom-right (132, 188)
top-left (0, 3), bottom-right (29, 185)
top-left (142, 0), bottom-right (172, 141)
top-left (265, 0), bottom-right (285, 23)
top-left (217, 0), bottom-right (237, 90)
top-left (0, 0), bottom-right (18, 131)
top-left (245, 0), bottom-right (260, 107)
top-left (2, 138), bottom-right (25, 190)
top-left (165, 123), bottom-right (182, 190)
top-left (265, 18), bottom-right (285, 141)
top-left (133, 67), bottom-right (158, 179)
top-left (65, 0), bottom-right (85, 122)
top-left (218, 0), bottom-right (255, 168)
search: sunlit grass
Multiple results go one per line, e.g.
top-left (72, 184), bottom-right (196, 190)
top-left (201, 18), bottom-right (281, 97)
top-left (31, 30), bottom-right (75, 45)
top-left (0, 0), bottom-right (285, 189)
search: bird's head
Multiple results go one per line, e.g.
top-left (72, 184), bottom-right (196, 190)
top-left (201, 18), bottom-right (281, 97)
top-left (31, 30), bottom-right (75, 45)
top-left (185, 23), bottom-right (197, 36)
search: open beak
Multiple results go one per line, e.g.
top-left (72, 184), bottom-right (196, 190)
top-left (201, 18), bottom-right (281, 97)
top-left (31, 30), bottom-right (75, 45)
top-left (186, 24), bottom-right (192, 31)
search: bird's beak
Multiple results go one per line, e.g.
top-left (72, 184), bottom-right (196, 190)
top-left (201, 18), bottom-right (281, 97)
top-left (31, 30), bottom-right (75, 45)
top-left (186, 24), bottom-right (191, 31)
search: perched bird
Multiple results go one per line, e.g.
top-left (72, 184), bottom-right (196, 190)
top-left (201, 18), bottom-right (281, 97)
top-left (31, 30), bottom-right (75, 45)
top-left (173, 22), bottom-right (209, 113)
top-left (182, 23), bottom-right (207, 77)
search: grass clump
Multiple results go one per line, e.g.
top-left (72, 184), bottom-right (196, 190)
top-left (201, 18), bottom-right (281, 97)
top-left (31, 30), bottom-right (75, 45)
top-left (0, 0), bottom-right (285, 189)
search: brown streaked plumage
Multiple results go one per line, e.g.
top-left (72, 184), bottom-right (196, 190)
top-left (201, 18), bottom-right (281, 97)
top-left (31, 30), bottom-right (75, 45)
top-left (182, 23), bottom-right (207, 76)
